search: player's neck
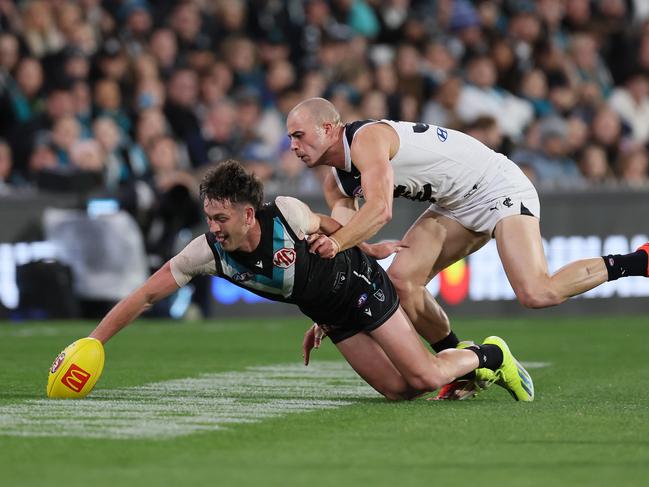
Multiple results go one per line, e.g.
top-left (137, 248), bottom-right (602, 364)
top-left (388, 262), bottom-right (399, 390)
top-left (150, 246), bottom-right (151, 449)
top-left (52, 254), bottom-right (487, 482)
top-left (238, 219), bottom-right (262, 253)
top-left (322, 127), bottom-right (346, 169)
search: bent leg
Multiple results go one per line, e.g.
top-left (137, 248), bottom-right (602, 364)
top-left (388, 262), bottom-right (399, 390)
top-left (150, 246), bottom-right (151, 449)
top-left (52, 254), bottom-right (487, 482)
top-left (388, 210), bottom-right (489, 343)
top-left (368, 307), bottom-right (480, 392)
top-left (335, 331), bottom-right (420, 400)
top-left (495, 215), bottom-right (608, 308)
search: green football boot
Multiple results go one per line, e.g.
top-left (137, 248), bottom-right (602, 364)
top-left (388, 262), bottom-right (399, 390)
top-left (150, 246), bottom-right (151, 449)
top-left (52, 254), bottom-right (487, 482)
top-left (482, 336), bottom-right (534, 402)
top-left (433, 341), bottom-right (497, 400)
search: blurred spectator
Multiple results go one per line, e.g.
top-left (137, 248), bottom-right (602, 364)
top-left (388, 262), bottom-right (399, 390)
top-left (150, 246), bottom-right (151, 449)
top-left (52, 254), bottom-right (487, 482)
top-left (579, 143), bottom-right (615, 185)
top-left (359, 90), bottom-right (389, 120)
top-left (519, 69), bottom-right (552, 117)
top-left (511, 116), bottom-right (584, 186)
top-left (94, 78), bottom-right (131, 134)
top-left (590, 105), bottom-right (626, 166)
top-left (21, 0), bottom-right (65, 58)
top-left (0, 32), bottom-right (20, 91)
top-left (608, 71), bottom-right (649, 145)
top-left (119, 0), bottom-right (153, 57)
top-left (0, 57), bottom-right (45, 135)
top-left (163, 68), bottom-right (200, 141)
top-left (187, 98), bottom-right (240, 168)
top-left (421, 75), bottom-right (463, 129)
top-left (144, 134), bottom-right (201, 265)
top-left (456, 54), bottom-right (534, 140)
top-left (616, 147), bottom-right (649, 187)
top-left (566, 32), bottom-right (613, 99)
top-left (69, 138), bottom-right (104, 173)
top-left (169, 1), bottom-right (211, 53)
top-left (0, 138), bottom-right (22, 191)
top-left (51, 115), bottom-right (81, 167)
top-left (149, 28), bottom-right (178, 80)
top-left (463, 115), bottom-right (506, 153)
top-left (93, 116), bottom-right (130, 189)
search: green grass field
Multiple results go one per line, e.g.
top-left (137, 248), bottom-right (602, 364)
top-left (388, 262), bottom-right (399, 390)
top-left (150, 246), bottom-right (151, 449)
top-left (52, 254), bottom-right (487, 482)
top-left (1, 316), bottom-right (649, 487)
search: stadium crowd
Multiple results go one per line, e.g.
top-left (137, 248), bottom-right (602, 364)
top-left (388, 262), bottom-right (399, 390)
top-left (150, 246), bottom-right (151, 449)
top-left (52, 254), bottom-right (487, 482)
top-left (1, 0), bottom-right (649, 265)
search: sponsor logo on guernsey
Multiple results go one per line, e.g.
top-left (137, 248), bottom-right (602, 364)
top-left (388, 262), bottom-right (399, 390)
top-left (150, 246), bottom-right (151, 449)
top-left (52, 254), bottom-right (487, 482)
top-left (356, 293), bottom-right (368, 308)
top-left (273, 248), bottom-right (296, 268)
top-left (50, 352), bottom-right (66, 373)
top-left (352, 185), bottom-right (363, 197)
top-left (436, 127), bottom-right (448, 142)
top-left (61, 363), bottom-right (91, 393)
top-left (233, 271), bottom-right (254, 282)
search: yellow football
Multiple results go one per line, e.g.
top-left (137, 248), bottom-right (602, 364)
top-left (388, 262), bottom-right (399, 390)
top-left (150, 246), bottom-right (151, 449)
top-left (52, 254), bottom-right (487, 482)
top-left (47, 337), bottom-right (105, 399)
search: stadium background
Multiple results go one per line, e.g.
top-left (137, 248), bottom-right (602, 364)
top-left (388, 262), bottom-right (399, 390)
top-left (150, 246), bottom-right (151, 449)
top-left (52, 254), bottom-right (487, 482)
top-left (1, 0), bottom-right (649, 320)
top-left (2, 2), bottom-right (649, 486)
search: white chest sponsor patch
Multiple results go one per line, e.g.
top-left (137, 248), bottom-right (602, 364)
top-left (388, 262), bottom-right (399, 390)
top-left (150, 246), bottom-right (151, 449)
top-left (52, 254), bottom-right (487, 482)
top-left (0, 362), bottom-right (376, 440)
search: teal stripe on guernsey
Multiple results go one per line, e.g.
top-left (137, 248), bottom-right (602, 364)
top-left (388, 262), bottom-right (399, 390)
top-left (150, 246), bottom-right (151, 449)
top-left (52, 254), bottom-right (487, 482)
top-left (272, 216), bottom-right (286, 288)
top-left (211, 216), bottom-right (295, 298)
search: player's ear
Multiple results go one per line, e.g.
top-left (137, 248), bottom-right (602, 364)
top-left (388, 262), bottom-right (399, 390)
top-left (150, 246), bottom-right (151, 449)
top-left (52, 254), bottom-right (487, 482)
top-left (245, 206), bottom-right (255, 226)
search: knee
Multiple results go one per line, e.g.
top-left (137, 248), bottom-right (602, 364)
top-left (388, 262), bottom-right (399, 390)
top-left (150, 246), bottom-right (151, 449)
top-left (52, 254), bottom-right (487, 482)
top-left (380, 384), bottom-right (419, 401)
top-left (515, 284), bottom-right (562, 309)
top-left (404, 371), bottom-right (445, 393)
top-left (387, 265), bottom-right (413, 294)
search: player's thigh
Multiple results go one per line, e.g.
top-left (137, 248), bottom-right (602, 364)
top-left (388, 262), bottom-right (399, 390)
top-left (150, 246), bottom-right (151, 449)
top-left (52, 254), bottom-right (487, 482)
top-left (388, 210), bottom-right (447, 285)
top-left (368, 307), bottom-right (441, 383)
top-left (494, 215), bottom-right (549, 289)
top-left (430, 214), bottom-right (491, 277)
top-left (335, 330), bottom-right (412, 399)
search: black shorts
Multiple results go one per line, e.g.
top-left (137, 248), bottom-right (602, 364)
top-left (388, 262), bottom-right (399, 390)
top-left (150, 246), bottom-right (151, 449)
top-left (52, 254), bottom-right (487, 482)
top-left (300, 249), bottom-right (400, 344)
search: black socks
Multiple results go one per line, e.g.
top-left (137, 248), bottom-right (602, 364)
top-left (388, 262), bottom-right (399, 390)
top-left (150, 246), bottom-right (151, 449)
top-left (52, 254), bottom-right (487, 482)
top-left (431, 331), bottom-right (460, 353)
top-left (467, 344), bottom-right (504, 371)
top-left (603, 250), bottom-right (648, 281)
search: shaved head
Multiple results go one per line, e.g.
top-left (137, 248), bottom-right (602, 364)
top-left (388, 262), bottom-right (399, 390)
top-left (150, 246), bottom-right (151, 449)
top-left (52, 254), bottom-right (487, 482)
top-left (287, 97), bottom-right (342, 128)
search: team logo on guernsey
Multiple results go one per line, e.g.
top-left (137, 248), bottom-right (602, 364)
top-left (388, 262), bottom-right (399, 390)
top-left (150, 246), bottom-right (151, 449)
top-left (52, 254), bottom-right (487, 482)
top-left (273, 248), bottom-right (296, 268)
top-left (373, 289), bottom-right (385, 302)
top-left (60, 363), bottom-right (91, 393)
top-left (437, 127), bottom-right (448, 142)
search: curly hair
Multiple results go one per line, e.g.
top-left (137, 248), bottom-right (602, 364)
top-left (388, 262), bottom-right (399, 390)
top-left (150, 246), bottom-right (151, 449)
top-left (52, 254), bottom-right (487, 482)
top-left (199, 159), bottom-right (264, 210)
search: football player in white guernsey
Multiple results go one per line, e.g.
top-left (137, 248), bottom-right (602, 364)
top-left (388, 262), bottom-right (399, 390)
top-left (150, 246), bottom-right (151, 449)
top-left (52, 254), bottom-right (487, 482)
top-left (287, 97), bottom-right (649, 400)
top-left (87, 160), bottom-right (535, 402)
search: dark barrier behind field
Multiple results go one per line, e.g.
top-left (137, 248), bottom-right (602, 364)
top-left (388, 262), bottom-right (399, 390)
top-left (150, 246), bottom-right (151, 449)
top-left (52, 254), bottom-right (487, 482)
top-left (1, 188), bottom-right (648, 318)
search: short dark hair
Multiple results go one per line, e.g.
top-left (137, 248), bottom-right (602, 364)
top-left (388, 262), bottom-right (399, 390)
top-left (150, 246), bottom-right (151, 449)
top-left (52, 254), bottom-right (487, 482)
top-left (200, 160), bottom-right (264, 210)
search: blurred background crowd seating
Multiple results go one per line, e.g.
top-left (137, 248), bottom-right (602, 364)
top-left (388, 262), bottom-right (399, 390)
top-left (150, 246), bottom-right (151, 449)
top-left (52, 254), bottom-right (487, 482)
top-left (1, 0), bottom-right (649, 319)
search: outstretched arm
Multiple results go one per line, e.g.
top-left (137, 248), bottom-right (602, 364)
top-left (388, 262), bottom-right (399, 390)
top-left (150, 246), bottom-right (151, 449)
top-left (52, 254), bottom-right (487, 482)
top-left (89, 262), bottom-right (180, 344)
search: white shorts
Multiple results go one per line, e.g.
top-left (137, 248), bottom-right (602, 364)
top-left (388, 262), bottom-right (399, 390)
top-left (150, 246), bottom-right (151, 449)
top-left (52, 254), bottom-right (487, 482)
top-left (429, 157), bottom-right (540, 235)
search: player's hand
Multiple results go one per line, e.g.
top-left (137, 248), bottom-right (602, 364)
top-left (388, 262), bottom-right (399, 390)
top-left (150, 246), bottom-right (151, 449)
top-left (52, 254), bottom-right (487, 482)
top-left (307, 234), bottom-right (339, 259)
top-left (303, 323), bottom-right (326, 366)
top-left (360, 240), bottom-right (409, 259)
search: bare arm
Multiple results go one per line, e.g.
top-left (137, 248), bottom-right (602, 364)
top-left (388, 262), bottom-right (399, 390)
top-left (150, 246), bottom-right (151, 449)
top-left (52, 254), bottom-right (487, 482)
top-left (323, 171), bottom-right (358, 225)
top-left (89, 262), bottom-right (180, 344)
top-left (328, 125), bottom-right (395, 252)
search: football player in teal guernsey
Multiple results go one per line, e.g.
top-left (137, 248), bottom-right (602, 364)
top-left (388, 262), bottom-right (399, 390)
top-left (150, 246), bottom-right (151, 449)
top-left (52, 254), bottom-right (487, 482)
top-left (88, 160), bottom-right (534, 402)
top-left (287, 97), bottom-right (649, 400)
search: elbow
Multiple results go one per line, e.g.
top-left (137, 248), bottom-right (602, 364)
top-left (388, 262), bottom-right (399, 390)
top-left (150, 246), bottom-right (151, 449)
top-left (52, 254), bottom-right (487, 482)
top-left (378, 205), bottom-right (392, 226)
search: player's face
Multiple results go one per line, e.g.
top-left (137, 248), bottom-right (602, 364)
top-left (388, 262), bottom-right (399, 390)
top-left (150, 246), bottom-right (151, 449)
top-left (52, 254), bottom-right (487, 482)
top-left (203, 198), bottom-right (251, 251)
top-left (286, 110), bottom-right (329, 167)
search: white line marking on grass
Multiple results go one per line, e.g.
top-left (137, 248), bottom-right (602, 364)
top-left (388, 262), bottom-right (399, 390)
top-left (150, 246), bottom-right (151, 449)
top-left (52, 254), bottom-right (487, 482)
top-left (0, 362), bottom-right (377, 440)
top-left (520, 361), bottom-right (552, 369)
